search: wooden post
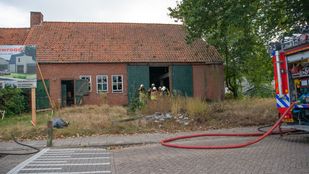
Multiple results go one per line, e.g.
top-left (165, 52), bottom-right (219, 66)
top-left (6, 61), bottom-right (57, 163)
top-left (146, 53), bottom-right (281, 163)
top-left (31, 87), bottom-right (36, 126)
top-left (47, 121), bottom-right (53, 147)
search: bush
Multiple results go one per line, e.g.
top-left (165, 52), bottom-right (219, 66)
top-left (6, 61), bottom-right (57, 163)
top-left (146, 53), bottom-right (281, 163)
top-left (0, 86), bottom-right (27, 116)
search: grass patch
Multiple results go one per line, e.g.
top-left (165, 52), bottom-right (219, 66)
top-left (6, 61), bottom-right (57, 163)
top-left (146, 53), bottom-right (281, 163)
top-left (0, 112), bottom-right (50, 140)
top-left (0, 97), bottom-right (278, 141)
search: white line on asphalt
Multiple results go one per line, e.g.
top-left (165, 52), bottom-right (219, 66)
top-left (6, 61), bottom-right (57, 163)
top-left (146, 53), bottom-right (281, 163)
top-left (7, 148), bottom-right (50, 174)
top-left (49, 148), bottom-right (106, 151)
top-left (69, 152), bottom-right (109, 155)
top-left (27, 163), bottom-right (110, 166)
top-left (35, 157), bottom-right (110, 160)
top-left (39, 155), bottom-right (71, 157)
top-left (45, 152), bottom-right (109, 155)
top-left (34, 158), bottom-right (67, 161)
top-left (31, 161), bottom-right (68, 163)
top-left (19, 171), bottom-right (111, 174)
top-left (20, 167), bottom-right (62, 171)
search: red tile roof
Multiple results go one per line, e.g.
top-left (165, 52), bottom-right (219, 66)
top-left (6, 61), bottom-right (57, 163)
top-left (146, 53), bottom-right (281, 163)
top-left (0, 28), bottom-right (30, 45)
top-left (1, 22), bottom-right (222, 64)
top-left (24, 22), bottom-right (222, 64)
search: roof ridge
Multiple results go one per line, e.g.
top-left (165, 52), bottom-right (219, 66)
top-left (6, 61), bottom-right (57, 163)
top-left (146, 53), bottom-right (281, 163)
top-left (43, 21), bottom-right (182, 26)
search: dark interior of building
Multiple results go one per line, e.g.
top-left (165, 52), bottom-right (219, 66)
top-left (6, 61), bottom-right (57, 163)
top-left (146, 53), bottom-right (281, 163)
top-left (149, 67), bottom-right (169, 90)
top-left (61, 80), bottom-right (74, 107)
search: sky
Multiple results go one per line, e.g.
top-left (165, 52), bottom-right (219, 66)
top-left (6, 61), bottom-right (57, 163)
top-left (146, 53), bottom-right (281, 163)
top-left (0, 0), bottom-right (180, 27)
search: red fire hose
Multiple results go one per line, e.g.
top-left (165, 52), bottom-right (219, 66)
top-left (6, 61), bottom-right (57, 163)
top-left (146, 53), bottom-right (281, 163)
top-left (160, 102), bottom-right (295, 149)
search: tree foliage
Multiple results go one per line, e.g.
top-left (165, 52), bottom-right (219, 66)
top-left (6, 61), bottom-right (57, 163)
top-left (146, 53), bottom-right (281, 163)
top-left (169, 0), bottom-right (308, 97)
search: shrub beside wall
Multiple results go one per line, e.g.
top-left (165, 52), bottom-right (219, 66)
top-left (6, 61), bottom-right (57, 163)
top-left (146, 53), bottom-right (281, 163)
top-left (0, 87), bottom-right (27, 116)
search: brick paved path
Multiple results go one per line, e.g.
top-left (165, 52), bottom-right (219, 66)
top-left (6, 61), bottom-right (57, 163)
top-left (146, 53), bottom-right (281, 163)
top-left (113, 134), bottom-right (309, 174)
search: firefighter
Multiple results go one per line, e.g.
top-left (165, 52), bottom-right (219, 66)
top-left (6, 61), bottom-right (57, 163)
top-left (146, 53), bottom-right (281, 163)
top-left (150, 86), bottom-right (158, 100)
top-left (161, 86), bottom-right (170, 96)
top-left (138, 84), bottom-right (147, 104)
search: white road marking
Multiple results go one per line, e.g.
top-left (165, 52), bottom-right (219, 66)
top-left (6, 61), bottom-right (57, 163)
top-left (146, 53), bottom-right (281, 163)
top-left (40, 155), bottom-right (71, 157)
top-left (31, 161), bottom-right (68, 163)
top-left (44, 152), bottom-right (109, 155)
top-left (7, 148), bottom-right (112, 174)
top-left (58, 156), bottom-right (110, 160)
top-left (27, 163), bottom-right (110, 166)
top-left (35, 157), bottom-right (110, 160)
top-left (50, 148), bottom-right (106, 151)
top-left (7, 148), bottom-right (49, 174)
top-left (20, 167), bottom-right (62, 171)
top-left (21, 171), bottom-right (111, 174)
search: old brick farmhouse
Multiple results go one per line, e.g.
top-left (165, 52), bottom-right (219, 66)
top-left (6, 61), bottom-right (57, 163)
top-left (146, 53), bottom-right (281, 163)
top-left (0, 12), bottom-right (224, 108)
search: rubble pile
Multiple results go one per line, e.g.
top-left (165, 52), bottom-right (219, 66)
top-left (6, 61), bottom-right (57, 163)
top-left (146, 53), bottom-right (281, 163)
top-left (144, 112), bottom-right (192, 125)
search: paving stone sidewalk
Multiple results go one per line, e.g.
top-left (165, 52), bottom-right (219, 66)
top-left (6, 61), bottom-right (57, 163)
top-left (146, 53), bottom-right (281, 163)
top-left (0, 127), bottom-right (260, 151)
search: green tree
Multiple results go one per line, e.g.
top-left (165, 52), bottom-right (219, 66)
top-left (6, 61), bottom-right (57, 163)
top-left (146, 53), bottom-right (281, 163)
top-left (169, 0), bottom-right (308, 98)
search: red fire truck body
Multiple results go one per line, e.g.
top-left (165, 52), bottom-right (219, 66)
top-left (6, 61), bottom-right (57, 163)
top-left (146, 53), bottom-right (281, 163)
top-left (273, 33), bottom-right (309, 132)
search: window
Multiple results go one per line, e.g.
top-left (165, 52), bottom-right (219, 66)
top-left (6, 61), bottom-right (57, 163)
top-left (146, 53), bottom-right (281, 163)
top-left (96, 75), bottom-right (108, 93)
top-left (112, 75), bottom-right (123, 93)
top-left (80, 75), bottom-right (92, 92)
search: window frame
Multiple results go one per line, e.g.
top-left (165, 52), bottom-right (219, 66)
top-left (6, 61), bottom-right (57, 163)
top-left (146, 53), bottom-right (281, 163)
top-left (112, 75), bottom-right (123, 93)
top-left (79, 75), bottom-right (92, 92)
top-left (96, 75), bottom-right (108, 93)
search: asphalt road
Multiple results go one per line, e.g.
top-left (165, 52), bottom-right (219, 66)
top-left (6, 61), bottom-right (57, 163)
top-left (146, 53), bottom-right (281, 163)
top-left (1, 133), bottom-right (308, 174)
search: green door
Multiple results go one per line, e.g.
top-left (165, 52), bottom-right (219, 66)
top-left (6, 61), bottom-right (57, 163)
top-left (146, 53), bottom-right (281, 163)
top-left (36, 80), bottom-right (50, 109)
top-left (128, 65), bottom-right (149, 102)
top-left (172, 65), bottom-right (193, 96)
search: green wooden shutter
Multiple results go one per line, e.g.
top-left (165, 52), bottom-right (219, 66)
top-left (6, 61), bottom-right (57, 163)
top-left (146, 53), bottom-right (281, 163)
top-left (128, 65), bottom-right (149, 102)
top-left (172, 65), bottom-right (193, 96)
top-left (36, 80), bottom-right (50, 109)
top-left (74, 79), bottom-right (89, 105)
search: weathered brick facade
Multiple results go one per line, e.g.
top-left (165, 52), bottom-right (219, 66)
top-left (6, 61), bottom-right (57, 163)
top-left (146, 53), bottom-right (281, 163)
top-left (1, 11), bottom-right (225, 107)
top-left (38, 63), bottom-right (128, 106)
top-left (193, 64), bottom-right (224, 101)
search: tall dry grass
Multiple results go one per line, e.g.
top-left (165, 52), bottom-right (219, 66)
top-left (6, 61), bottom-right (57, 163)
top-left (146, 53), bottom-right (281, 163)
top-left (0, 97), bottom-right (278, 140)
top-left (54, 104), bottom-right (128, 137)
top-left (142, 96), bottom-right (277, 127)
top-left (207, 98), bottom-right (277, 127)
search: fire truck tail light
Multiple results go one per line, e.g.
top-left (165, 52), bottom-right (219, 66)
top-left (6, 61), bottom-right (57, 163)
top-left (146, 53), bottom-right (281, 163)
top-left (283, 113), bottom-right (294, 122)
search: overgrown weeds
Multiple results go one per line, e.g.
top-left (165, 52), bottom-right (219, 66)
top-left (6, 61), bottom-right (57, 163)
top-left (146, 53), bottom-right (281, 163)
top-left (0, 97), bottom-right (278, 141)
top-left (141, 96), bottom-right (277, 129)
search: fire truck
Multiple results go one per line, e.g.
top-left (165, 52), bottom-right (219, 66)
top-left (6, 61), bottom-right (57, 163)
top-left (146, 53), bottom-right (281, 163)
top-left (273, 32), bottom-right (309, 132)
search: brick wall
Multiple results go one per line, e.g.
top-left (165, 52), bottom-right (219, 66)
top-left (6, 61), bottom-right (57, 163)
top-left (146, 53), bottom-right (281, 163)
top-left (37, 63), bottom-right (128, 106)
top-left (30, 12), bottom-right (43, 27)
top-left (193, 64), bottom-right (224, 101)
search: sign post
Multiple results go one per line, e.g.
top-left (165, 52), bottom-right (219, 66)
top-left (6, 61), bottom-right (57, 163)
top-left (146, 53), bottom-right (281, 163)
top-left (0, 45), bottom-right (37, 126)
top-left (31, 87), bottom-right (36, 126)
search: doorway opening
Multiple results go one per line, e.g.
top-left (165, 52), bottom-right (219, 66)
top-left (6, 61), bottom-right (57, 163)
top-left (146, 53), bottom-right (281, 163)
top-left (149, 67), bottom-right (170, 90)
top-left (61, 80), bottom-right (74, 107)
